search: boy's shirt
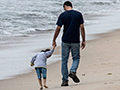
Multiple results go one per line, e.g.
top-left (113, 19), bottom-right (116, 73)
top-left (31, 49), bottom-right (54, 68)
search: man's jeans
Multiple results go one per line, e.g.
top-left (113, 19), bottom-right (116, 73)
top-left (61, 42), bottom-right (80, 81)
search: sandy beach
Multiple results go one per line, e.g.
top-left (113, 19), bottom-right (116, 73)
top-left (0, 28), bottom-right (120, 90)
top-left (0, 0), bottom-right (120, 90)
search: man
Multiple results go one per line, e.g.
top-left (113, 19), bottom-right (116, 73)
top-left (52, 1), bottom-right (85, 86)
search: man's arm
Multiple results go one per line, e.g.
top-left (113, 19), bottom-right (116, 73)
top-left (80, 24), bottom-right (86, 50)
top-left (52, 26), bottom-right (61, 46)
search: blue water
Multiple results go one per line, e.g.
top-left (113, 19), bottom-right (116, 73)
top-left (0, 0), bottom-right (120, 80)
top-left (0, 0), bottom-right (120, 37)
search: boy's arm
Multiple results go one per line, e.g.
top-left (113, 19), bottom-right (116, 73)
top-left (45, 49), bottom-right (54, 57)
top-left (45, 45), bottom-right (56, 57)
top-left (30, 54), bottom-right (37, 66)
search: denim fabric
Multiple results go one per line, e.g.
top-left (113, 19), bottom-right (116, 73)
top-left (61, 42), bottom-right (80, 81)
top-left (35, 68), bottom-right (47, 79)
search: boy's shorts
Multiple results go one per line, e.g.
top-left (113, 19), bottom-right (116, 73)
top-left (35, 67), bottom-right (47, 79)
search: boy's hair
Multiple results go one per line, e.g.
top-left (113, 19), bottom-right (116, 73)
top-left (44, 49), bottom-right (50, 52)
top-left (41, 49), bottom-right (50, 52)
top-left (63, 1), bottom-right (73, 8)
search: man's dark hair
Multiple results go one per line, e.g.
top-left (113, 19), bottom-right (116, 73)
top-left (63, 1), bottom-right (73, 8)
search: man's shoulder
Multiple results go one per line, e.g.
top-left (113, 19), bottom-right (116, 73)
top-left (73, 10), bottom-right (82, 15)
top-left (63, 10), bottom-right (82, 15)
top-left (58, 10), bottom-right (82, 19)
top-left (60, 11), bottom-right (66, 16)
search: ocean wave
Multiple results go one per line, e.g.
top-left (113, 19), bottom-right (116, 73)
top-left (13, 34), bottom-right (30, 37)
top-left (19, 28), bottom-right (54, 34)
top-left (91, 2), bottom-right (111, 5)
top-left (0, 30), bottom-right (11, 35)
top-left (0, 0), bottom-right (120, 38)
top-left (35, 28), bottom-right (54, 32)
top-left (85, 20), bottom-right (99, 25)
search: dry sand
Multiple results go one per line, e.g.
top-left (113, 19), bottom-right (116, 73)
top-left (0, 29), bottom-right (120, 90)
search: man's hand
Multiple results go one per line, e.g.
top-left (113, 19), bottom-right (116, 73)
top-left (52, 42), bottom-right (57, 49)
top-left (81, 41), bottom-right (85, 50)
top-left (52, 41), bottom-right (57, 47)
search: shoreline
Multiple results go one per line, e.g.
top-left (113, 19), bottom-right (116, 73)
top-left (0, 28), bottom-right (120, 90)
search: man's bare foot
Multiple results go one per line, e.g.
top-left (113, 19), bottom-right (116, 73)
top-left (44, 85), bottom-right (48, 88)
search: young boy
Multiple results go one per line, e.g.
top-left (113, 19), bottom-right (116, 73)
top-left (30, 45), bottom-right (56, 90)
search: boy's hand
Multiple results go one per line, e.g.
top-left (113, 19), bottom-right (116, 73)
top-left (30, 63), bottom-right (34, 66)
top-left (52, 44), bottom-right (56, 49)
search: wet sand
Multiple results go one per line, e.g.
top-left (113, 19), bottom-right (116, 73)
top-left (0, 29), bottom-right (120, 90)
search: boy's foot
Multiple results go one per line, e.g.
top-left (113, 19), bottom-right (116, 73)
top-left (61, 81), bottom-right (69, 86)
top-left (69, 72), bottom-right (80, 83)
top-left (44, 85), bottom-right (48, 88)
top-left (40, 87), bottom-right (43, 90)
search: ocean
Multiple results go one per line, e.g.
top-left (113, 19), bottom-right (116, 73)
top-left (0, 0), bottom-right (120, 80)
top-left (0, 0), bottom-right (120, 37)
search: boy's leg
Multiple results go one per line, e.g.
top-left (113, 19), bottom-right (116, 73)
top-left (38, 79), bottom-right (43, 89)
top-left (43, 78), bottom-right (48, 88)
top-left (41, 68), bottom-right (48, 88)
top-left (35, 68), bottom-right (43, 89)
